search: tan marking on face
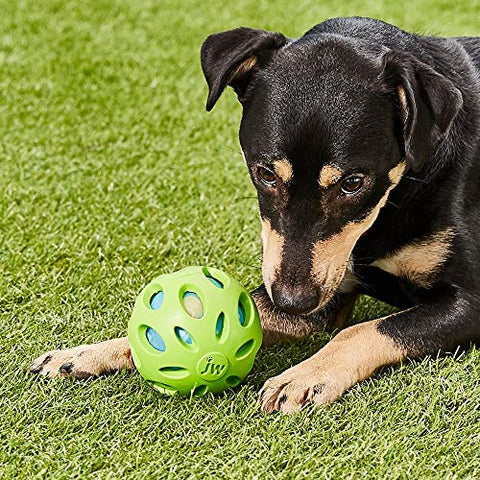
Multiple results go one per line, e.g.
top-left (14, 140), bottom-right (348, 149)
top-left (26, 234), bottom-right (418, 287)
top-left (259, 315), bottom-right (408, 413)
top-left (371, 228), bottom-right (454, 288)
top-left (388, 160), bottom-right (405, 184)
top-left (232, 55), bottom-right (257, 80)
top-left (318, 165), bottom-right (343, 188)
top-left (311, 161), bottom-right (406, 306)
top-left (261, 218), bottom-right (284, 298)
top-left (397, 85), bottom-right (409, 122)
top-left (273, 158), bottom-right (293, 183)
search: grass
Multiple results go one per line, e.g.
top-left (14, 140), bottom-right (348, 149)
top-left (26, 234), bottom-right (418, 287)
top-left (1, 0), bottom-right (480, 478)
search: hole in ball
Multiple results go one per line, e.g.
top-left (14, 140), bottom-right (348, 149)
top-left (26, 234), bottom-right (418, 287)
top-left (235, 339), bottom-right (255, 359)
top-left (174, 326), bottom-right (193, 346)
top-left (238, 301), bottom-right (246, 326)
top-left (202, 267), bottom-right (225, 288)
top-left (226, 376), bottom-right (241, 387)
top-left (146, 327), bottom-right (166, 352)
top-left (206, 275), bottom-right (223, 288)
top-left (150, 291), bottom-right (164, 310)
top-left (192, 384), bottom-right (208, 397)
top-left (159, 366), bottom-right (189, 379)
top-left (183, 291), bottom-right (204, 318)
top-left (215, 313), bottom-right (225, 338)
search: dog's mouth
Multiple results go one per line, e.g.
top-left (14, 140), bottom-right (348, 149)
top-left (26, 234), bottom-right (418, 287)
top-left (268, 271), bottom-right (346, 316)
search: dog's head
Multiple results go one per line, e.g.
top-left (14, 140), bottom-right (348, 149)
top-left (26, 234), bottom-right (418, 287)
top-left (201, 27), bottom-right (462, 315)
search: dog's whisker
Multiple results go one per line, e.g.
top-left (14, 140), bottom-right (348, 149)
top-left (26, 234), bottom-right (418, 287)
top-left (234, 196), bottom-right (257, 201)
top-left (403, 175), bottom-right (428, 184)
top-left (240, 264), bottom-right (262, 269)
top-left (387, 200), bottom-right (400, 209)
top-left (220, 146), bottom-right (244, 157)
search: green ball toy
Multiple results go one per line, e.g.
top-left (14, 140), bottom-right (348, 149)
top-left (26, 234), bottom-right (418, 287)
top-left (128, 266), bottom-right (263, 396)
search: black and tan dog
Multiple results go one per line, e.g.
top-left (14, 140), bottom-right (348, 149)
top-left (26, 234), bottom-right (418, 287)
top-left (32, 17), bottom-right (480, 414)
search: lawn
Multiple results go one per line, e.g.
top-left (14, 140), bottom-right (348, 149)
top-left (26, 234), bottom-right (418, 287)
top-left (1, 0), bottom-right (480, 478)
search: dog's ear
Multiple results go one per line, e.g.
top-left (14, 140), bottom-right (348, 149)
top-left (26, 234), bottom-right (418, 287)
top-left (201, 27), bottom-right (288, 111)
top-left (382, 51), bottom-right (463, 172)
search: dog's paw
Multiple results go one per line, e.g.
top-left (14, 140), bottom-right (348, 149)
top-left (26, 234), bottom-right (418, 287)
top-left (258, 364), bottom-right (345, 414)
top-left (31, 345), bottom-right (103, 379)
top-left (30, 337), bottom-right (133, 379)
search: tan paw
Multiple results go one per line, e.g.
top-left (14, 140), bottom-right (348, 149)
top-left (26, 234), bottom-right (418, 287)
top-left (258, 364), bottom-right (345, 414)
top-left (259, 320), bottom-right (407, 414)
top-left (30, 337), bottom-right (133, 379)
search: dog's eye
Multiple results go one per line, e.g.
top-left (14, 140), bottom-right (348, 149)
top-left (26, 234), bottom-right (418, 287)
top-left (258, 166), bottom-right (276, 187)
top-left (340, 175), bottom-right (363, 194)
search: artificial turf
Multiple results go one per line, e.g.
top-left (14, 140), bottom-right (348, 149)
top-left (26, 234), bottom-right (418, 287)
top-left (1, 0), bottom-right (480, 478)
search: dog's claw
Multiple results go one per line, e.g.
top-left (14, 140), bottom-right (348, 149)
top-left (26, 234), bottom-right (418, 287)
top-left (30, 346), bottom-right (97, 379)
top-left (30, 354), bottom-right (53, 375)
top-left (259, 365), bottom-right (343, 414)
top-left (59, 362), bottom-right (73, 374)
top-left (30, 338), bottom-right (133, 380)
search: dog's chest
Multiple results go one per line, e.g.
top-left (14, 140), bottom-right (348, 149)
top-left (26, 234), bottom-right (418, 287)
top-left (369, 228), bottom-right (454, 288)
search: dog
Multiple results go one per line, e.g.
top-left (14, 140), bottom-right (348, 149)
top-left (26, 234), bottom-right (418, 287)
top-left (31, 17), bottom-right (480, 414)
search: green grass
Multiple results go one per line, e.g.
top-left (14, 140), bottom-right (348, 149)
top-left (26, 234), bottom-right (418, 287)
top-left (1, 0), bottom-right (480, 478)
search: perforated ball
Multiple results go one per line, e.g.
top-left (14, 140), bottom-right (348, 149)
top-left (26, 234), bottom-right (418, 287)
top-left (128, 266), bottom-right (263, 396)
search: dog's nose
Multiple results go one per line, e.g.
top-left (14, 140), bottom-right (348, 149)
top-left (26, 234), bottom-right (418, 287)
top-left (271, 284), bottom-right (320, 315)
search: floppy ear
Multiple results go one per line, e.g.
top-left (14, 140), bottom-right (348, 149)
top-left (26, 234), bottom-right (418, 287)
top-left (383, 51), bottom-right (463, 172)
top-left (201, 27), bottom-right (287, 111)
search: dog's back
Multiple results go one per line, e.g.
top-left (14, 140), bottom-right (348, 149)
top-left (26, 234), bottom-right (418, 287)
top-left (307, 16), bottom-right (480, 72)
top-left (455, 37), bottom-right (480, 68)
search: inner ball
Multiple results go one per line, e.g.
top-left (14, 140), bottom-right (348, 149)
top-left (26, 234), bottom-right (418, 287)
top-left (183, 291), bottom-right (204, 318)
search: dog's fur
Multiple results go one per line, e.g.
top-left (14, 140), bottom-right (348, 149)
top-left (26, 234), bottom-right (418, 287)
top-left (32, 17), bottom-right (480, 414)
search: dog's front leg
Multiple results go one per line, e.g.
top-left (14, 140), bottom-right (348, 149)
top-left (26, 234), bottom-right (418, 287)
top-left (259, 290), bottom-right (479, 413)
top-left (31, 285), bottom-right (356, 379)
top-left (31, 337), bottom-right (133, 379)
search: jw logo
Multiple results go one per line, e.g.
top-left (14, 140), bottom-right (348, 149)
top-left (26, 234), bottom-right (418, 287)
top-left (200, 356), bottom-right (226, 376)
